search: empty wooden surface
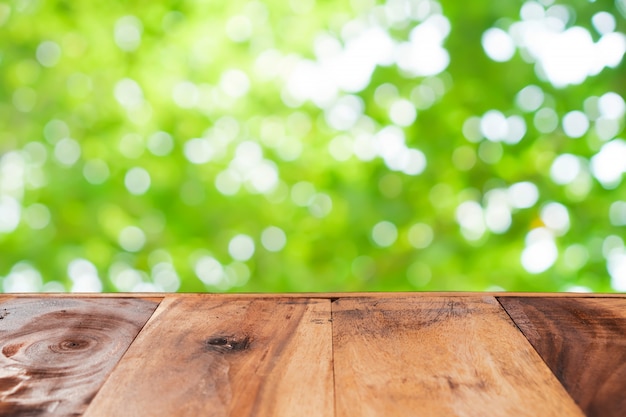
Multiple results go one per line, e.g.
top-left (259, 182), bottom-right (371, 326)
top-left (83, 297), bottom-right (333, 417)
top-left (332, 296), bottom-right (584, 417)
top-left (499, 297), bottom-right (626, 417)
top-left (0, 298), bottom-right (158, 417)
top-left (1, 293), bottom-right (624, 416)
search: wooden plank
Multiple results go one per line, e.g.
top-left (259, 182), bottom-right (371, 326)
top-left (84, 297), bottom-right (333, 417)
top-left (332, 296), bottom-right (585, 417)
top-left (0, 297), bottom-right (159, 417)
top-left (499, 297), bottom-right (626, 417)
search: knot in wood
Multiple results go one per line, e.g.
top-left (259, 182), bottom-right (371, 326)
top-left (205, 336), bottom-right (250, 353)
top-left (49, 337), bottom-right (93, 353)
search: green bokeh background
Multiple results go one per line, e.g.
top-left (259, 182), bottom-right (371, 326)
top-left (1, 0), bottom-right (625, 292)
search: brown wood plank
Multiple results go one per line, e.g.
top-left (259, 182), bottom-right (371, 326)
top-left (0, 297), bottom-right (159, 417)
top-left (83, 297), bottom-right (333, 417)
top-left (498, 297), bottom-right (626, 417)
top-left (332, 296), bottom-right (584, 417)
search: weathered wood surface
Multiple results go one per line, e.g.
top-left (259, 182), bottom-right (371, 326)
top-left (499, 297), bottom-right (626, 417)
top-left (332, 296), bottom-right (585, 417)
top-left (83, 297), bottom-right (333, 417)
top-left (3, 294), bottom-right (625, 417)
top-left (0, 298), bottom-right (158, 417)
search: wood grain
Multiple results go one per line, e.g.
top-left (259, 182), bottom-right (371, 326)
top-left (84, 297), bottom-right (333, 417)
top-left (0, 297), bottom-right (158, 417)
top-left (332, 296), bottom-right (585, 417)
top-left (499, 297), bottom-right (626, 417)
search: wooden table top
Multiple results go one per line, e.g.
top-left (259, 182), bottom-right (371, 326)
top-left (0, 292), bottom-right (624, 417)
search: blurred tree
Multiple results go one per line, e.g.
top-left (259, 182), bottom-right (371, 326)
top-left (0, 0), bottom-right (625, 293)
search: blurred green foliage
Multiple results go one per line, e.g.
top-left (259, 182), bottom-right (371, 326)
top-left (1, 0), bottom-right (625, 293)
